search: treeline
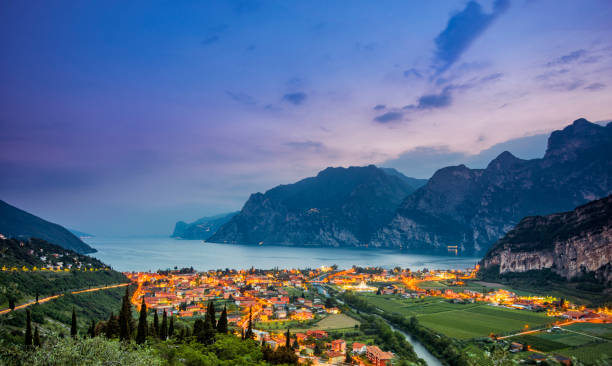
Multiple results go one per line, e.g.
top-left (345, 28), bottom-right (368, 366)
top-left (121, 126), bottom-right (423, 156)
top-left (3, 285), bottom-right (301, 365)
top-left (341, 291), bottom-right (470, 366)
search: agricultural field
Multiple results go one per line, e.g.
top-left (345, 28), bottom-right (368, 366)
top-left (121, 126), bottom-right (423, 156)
top-left (510, 323), bottom-right (612, 364)
top-left (356, 293), bottom-right (555, 339)
top-left (255, 313), bottom-right (359, 333)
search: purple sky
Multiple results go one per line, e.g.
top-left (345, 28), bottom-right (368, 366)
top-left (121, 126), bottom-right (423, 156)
top-left (1, 1), bottom-right (611, 236)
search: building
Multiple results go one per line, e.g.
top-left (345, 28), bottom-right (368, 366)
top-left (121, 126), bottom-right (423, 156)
top-left (366, 345), bottom-right (394, 366)
top-left (352, 342), bottom-right (366, 355)
top-left (331, 339), bottom-right (346, 352)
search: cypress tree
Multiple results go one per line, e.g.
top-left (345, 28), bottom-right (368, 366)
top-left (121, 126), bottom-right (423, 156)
top-left (88, 319), bottom-right (96, 338)
top-left (217, 305), bottom-right (228, 334)
top-left (206, 302), bottom-right (216, 329)
top-left (105, 312), bottom-right (119, 338)
top-left (285, 328), bottom-right (291, 348)
top-left (160, 310), bottom-right (168, 340)
top-left (35, 292), bottom-right (39, 304)
top-left (292, 339), bottom-right (299, 350)
top-left (71, 308), bottom-right (77, 338)
top-left (168, 316), bottom-right (174, 338)
top-left (241, 327), bottom-right (245, 340)
top-left (153, 311), bottom-right (160, 338)
top-left (245, 307), bottom-right (254, 340)
top-left (345, 350), bottom-right (352, 364)
top-left (119, 287), bottom-right (132, 341)
top-left (25, 309), bottom-right (32, 346)
top-left (136, 298), bottom-right (148, 344)
top-left (33, 326), bottom-right (41, 347)
top-left (8, 296), bottom-right (15, 311)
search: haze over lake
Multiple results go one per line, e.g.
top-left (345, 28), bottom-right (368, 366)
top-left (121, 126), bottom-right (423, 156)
top-left (86, 237), bottom-right (479, 272)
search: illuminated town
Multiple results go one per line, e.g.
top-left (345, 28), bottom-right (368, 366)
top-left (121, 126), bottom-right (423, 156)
top-left (125, 266), bottom-right (612, 365)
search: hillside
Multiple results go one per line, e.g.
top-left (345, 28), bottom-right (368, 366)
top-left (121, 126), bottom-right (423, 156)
top-left (209, 165), bottom-right (423, 246)
top-left (0, 200), bottom-right (95, 254)
top-left (373, 118), bottom-right (612, 254)
top-left (171, 212), bottom-right (238, 240)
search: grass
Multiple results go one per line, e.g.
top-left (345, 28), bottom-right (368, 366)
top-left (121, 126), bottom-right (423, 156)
top-left (257, 314), bottom-right (360, 333)
top-left (356, 293), bottom-right (554, 339)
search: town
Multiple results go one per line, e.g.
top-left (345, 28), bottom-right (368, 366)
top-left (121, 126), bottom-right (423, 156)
top-left (125, 266), bottom-right (612, 365)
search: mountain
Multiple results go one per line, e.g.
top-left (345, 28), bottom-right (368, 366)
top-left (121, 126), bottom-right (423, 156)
top-left (0, 237), bottom-right (106, 269)
top-left (171, 212), bottom-right (239, 240)
top-left (69, 229), bottom-right (95, 238)
top-left (372, 118), bottom-right (612, 254)
top-left (0, 200), bottom-right (96, 254)
top-left (209, 165), bottom-right (424, 246)
top-left (480, 195), bottom-right (612, 286)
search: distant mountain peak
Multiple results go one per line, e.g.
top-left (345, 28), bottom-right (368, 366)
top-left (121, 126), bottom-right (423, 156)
top-left (544, 118), bottom-right (609, 161)
top-left (486, 151), bottom-right (524, 170)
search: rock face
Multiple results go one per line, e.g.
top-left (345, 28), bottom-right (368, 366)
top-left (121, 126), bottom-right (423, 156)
top-left (373, 119), bottom-right (612, 254)
top-left (0, 200), bottom-right (96, 254)
top-left (209, 165), bottom-right (426, 246)
top-left (171, 212), bottom-right (238, 240)
top-left (480, 195), bottom-right (612, 285)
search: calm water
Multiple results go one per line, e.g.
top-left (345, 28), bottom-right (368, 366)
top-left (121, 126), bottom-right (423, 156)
top-left (85, 237), bottom-right (478, 272)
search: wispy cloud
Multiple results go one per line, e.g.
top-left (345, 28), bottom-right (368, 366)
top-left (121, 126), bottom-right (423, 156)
top-left (285, 140), bottom-right (325, 152)
top-left (201, 35), bottom-right (220, 46)
top-left (433, 0), bottom-right (509, 74)
top-left (226, 91), bottom-right (256, 105)
top-left (584, 82), bottom-right (605, 91)
top-left (283, 92), bottom-right (307, 105)
top-left (546, 49), bottom-right (586, 67)
top-left (374, 111), bottom-right (403, 124)
top-left (373, 104), bottom-right (386, 111)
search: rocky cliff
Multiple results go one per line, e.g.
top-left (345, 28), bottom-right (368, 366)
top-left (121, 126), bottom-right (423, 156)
top-left (209, 165), bottom-right (426, 246)
top-left (373, 118), bottom-right (612, 254)
top-left (480, 195), bottom-right (612, 285)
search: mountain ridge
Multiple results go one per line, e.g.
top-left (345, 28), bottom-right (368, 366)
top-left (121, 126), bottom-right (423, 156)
top-left (372, 118), bottom-right (612, 254)
top-left (0, 200), bottom-right (96, 254)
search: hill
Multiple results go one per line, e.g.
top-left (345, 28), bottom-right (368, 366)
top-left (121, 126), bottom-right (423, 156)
top-left (171, 212), bottom-right (238, 240)
top-left (0, 200), bottom-right (95, 254)
top-left (209, 165), bottom-right (423, 246)
top-left (373, 118), bottom-right (612, 254)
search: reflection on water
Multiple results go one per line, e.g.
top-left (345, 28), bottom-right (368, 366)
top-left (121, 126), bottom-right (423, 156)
top-left (86, 237), bottom-right (479, 272)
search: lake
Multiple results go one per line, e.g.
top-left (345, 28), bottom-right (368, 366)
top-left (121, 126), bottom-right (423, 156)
top-left (85, 236), bottom-right (479, 272)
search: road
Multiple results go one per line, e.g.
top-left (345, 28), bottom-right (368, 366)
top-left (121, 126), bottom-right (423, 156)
top-left (0, 283), bottom-right (129, 315)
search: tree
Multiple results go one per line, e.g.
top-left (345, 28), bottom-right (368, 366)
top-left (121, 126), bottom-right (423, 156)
top-left (119, 287), bottom-right (132, 341)
top-left (345, 350), bottom-right (352, 364)
top-left (245, 307), bottom-right (254, 340)
top-left (8, 296), bottom-right (15, 311)
top-left (136, 298), bottom-right (147, 344)
top-left (217, 305), bottom-right (228, 334)
top-left (105, 313), bottom-right (120, 338)
top-left (153, 311), bottom-right (160, 338)
top-left (34, 326), bottom-right (41, 347)
top-left (25, 309), bottom-right (33, 346)
top-left (88, 319), bottom-right (96, 338)
top-left (206, 301), bottom-right (216, 329)
top-left (160, 310), bottom-right (168, 340)
top-left (168, 316), bottom-right (174, 338)
top-left (35, 292), bottom-right (39, 304)
top-left (197, 316), bottom-right (215, 345)
top-left (71, 308), bottom-right (78, 338)
top-left (285, 328), bottom-right (291, 348)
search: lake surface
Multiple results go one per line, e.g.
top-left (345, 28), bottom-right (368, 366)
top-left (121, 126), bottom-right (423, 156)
top-left (85, 237), bottom-right (479, 272)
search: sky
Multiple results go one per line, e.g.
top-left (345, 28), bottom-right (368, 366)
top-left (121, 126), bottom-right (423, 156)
top-left (1, 0), bottom-right (611, 236)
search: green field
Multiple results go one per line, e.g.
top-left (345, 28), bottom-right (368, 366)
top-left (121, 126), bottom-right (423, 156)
top-left (357, 293), bottom-right (554, 339)
top-left (509, 323), bottom-right (612, 364)
top-left (256, 313), bottom-right (359, 333)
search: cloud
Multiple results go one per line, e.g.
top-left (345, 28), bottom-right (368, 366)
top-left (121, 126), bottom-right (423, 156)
top-left (285, 140), bottom-right (325, 152)
top-left (433, 0), bottom-right (510, 73)
top-left (584, 82), bottom-right (605, 91)
top-left (283, 92), bottom-right (307, 105)
top-left (373, 104), bottom-right (386, 110)
top-left (201, 35), bottom-right (220, 46)
top-left (480, 72), bottom-right (503, 83)
top-left (374, 111), bottom-right (403, 123)
top-left (225, 91), bottom-right (256, 105)
top-left (546, 49), bottom-right (587, 67)
top-left (416, 87), bottom-right (453, 109)
top-left (403, 68), bottom-right (423, 78)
